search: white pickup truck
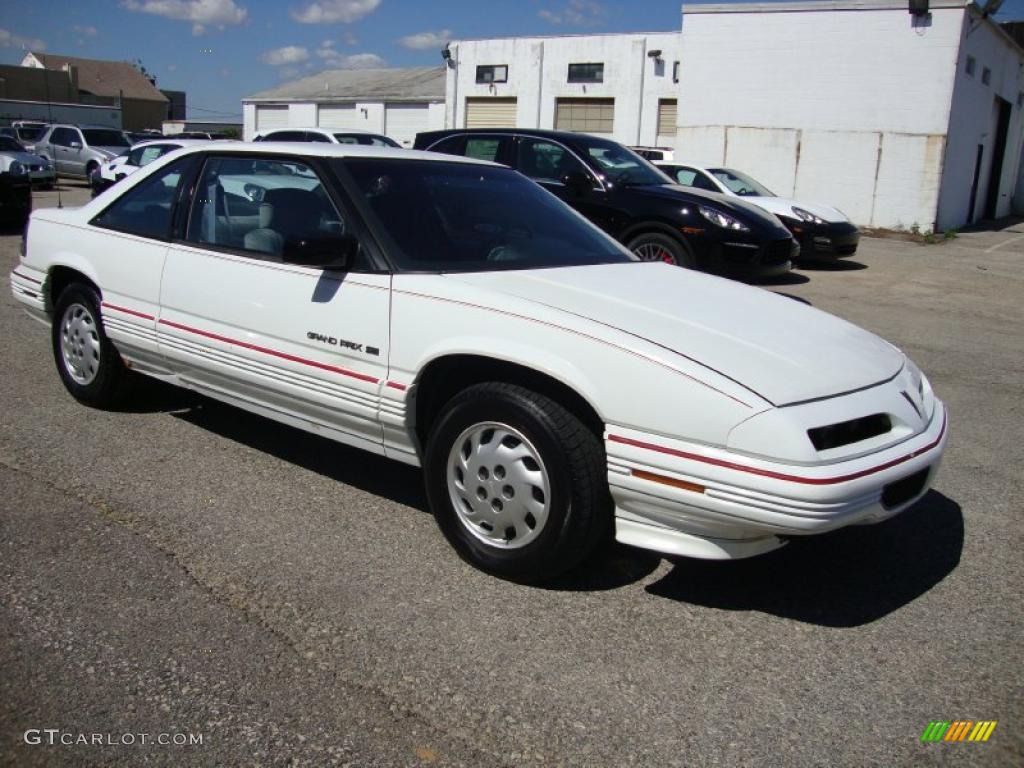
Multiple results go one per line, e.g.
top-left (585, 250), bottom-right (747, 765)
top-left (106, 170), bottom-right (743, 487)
top-left (10, 142), bottom-right (948, 582)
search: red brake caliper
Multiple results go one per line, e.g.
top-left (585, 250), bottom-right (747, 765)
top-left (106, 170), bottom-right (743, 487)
top-left (660, 250), bottom-right (673, 264)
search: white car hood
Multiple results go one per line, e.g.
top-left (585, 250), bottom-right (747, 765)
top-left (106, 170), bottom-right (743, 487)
top-left (447, 262), bottom-right (902, 406)
top-left (744, 197), bottom-right (848, 224)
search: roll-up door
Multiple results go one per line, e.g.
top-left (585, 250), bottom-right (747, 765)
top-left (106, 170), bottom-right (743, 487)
top-left (554, 98), bottom-right (614, 135)
top-left (255, 105), bottom-right (288, 132)
top-left (657, 99), bottom-right (677, 139)
top-left (318, 104), bottom-right (363, 130)
top-left (384, 103), bottom-right (430, 147)
top-left (465, 97), bottom-right (517, 129)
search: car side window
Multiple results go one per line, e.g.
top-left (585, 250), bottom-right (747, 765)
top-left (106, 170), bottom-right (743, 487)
top-left (427, 135), bottom-right (466, 156)
top-left (138, 146), bottom-right (165, 166)
top-left (186, 155), bottom-right (359, 267)
top-left (267, 131), bottom-right (306, 142)
top-left (306, 132), bottom-right (332, 142)
top-left (126, 147), bottom-right (146, 166)
top-left (51, 128), bottom-right (76, 147)
top-left (516, 138), bottom-right (588, 184)
top-left (464, 137), bottom-right (505, 162)
top-left (91, 157), bottom-right (189, 240)
top-left (692, 172), bottom-right (719, 192)
top-left (670, 167), bottom-right (698, 186)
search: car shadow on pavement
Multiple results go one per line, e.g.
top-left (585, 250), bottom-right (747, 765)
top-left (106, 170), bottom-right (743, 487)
top-left (170, 395), bottom-right (429, 511)
top-left (642, 490), bottom-right (963, 627)
top-left (797, 259), bottom-right (867, 272)
top-left (770, 292), bottom-right (812, 306)
top-left (749, 271), bottom-right (810, 287)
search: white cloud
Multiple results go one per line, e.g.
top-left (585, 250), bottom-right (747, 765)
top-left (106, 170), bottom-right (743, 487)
top-left (73, 25), bottom-right (98, 37)
top-left (0, 27), bottom-right (47, 51)
top-left (291, 0), bottom-right (380, 24)
top-left (122, 0), bottom-right (248, 28)
top-left (314, 42), bottom-right (384, 69)
top-left (397, 29), bottom-right (451, 51)
top-left (539, 0), bottom-right (606, 26)
top-left (260, 45), bottom-right (310, 66)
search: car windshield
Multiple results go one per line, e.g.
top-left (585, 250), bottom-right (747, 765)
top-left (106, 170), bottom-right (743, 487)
top-left (573, 137), bottom-right (671, 186)
top-left (708, 168), bottom-right (775, 197)
top-left (342, 159), bottom-right (634, 272)
top-left (334, 133), bottom-right (401, 148)
top-left (0, 136), bottom-right (26, 152)
top-left (83, 129), bottom-right (130, 147)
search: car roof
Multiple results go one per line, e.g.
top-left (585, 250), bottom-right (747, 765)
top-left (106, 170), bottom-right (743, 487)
top-left (130, 138), bottom-right (220, 148)
top-left (259, 127), bottom-right (382, 136)
top-left (656, 160), bottom-right (716, 171)
top-left (421, 128), bottom-right (605, 143)
top-left (167, 140), bottom-right (500, 165)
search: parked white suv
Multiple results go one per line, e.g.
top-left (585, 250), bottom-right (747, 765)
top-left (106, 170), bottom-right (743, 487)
top-left (10, 142), bottom-right (947, 581)
top-left (255, 127), bottom-right (400, 147)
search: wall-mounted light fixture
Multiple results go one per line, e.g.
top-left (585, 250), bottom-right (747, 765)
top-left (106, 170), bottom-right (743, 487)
top-left (441, 44), bottom-right (455, 69)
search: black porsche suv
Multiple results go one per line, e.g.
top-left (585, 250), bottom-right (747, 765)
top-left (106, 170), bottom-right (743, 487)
top-left (414, 129), bottom-right (797, 278)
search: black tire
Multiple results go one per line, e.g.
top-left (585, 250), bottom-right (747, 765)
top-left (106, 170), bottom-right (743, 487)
top-left (424, 382), bottom-right (611, 583)
top-left (51, 283), bottom-right (132, 408)
top-left (627, 231), bottom-right (695, 268)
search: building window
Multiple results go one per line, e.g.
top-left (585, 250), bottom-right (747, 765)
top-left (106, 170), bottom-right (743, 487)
top-left (554, 97), bottom-right (614, 134)
top-left (673, 61), bottom-right (680, 83)
top-left (982, 67), bottom-right (991, 86)
top-left (965, 55), bottom-right (976, 77)
top-left (475, 65), bottom-right (508, 84)
top-left (567, 63), bottom-right (604, 83)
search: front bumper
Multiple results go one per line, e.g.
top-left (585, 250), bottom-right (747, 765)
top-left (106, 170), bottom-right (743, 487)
top-left (606, 401), bottom-right (947, 559)
top-left (702, 234), bottom-right (798, 278)
top-left (780, 217), bottom-right (860, 259)
top-left (0, 174), bottom-right (32, 222)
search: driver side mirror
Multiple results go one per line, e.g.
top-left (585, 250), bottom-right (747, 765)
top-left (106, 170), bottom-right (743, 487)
top-left (561, 170), bottom-right (593, 195)
top-left (283, 232), bottom-right (359, 270)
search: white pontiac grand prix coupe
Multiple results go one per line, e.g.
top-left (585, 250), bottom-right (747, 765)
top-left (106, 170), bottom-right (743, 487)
top-left (10, 143), bottom-right (948, 582)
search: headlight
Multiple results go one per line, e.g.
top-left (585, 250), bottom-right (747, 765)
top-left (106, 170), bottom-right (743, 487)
top-left (698, 205), bottom-right (750, 232)
top-left (9, 161), bottom-right (26, 176)
top-left (792, 206), bottom-right (825, 225)
top-left (904, 358), bottom-right (935, 421)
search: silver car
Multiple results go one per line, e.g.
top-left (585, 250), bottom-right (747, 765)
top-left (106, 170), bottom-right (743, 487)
top-left (0, 134), bottom-right (56, 188)
top-left (34, 124), bottom-right (131, 180)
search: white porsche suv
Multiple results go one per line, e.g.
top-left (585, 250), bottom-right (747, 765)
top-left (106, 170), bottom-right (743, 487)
top-left (9, 143), bottom-right (948, 582)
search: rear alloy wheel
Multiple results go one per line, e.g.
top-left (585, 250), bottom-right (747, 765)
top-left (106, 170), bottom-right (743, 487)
top-left (628, 232), bottom-right (694, 268)
top-left (51, 283), bottom-right (133, 408)
top-left (425, 383), bottom-right (610, 582)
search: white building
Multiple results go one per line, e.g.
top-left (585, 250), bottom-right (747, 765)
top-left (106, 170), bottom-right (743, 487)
top-left (443, 32), bottom-right (682, 148)
top-left (242, 67), bottom-right (446, 146)
top-left (677, 0), bottom-right (1024, 231)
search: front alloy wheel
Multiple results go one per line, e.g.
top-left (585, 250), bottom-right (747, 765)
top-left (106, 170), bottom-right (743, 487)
top-left (447, 422), bottom-right (551, 550)
top-left (425, 382), bottom-right (611, 582)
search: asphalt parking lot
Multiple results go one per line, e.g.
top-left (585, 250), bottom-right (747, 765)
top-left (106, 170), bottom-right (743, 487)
top-left (1, 183), bottom-right (1021, 767)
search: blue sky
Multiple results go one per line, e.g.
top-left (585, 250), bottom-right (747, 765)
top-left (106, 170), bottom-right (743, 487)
top-left (2, 0), bottom-right (1024, 121)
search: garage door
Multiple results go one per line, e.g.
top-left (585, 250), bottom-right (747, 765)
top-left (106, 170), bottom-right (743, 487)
top-left (255, 105), bottom-right (288, 132)
top-left (657, 99), bottom-right (677, 139)
top-left (384, 103), bottom-right (429, 147)
top-left (318, 104), bottom-right (363, 130)
top-left (554, 98), bottom-right (614, 136)
top-left (465, 97), bottom-right (517, 129)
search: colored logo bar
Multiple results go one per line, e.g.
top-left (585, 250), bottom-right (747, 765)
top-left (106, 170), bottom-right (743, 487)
top-left (921, 721), bottom-right (997, 742)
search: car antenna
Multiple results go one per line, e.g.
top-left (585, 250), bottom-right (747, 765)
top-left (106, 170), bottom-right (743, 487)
top-left (41, 62), bottom-right (62, 209)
